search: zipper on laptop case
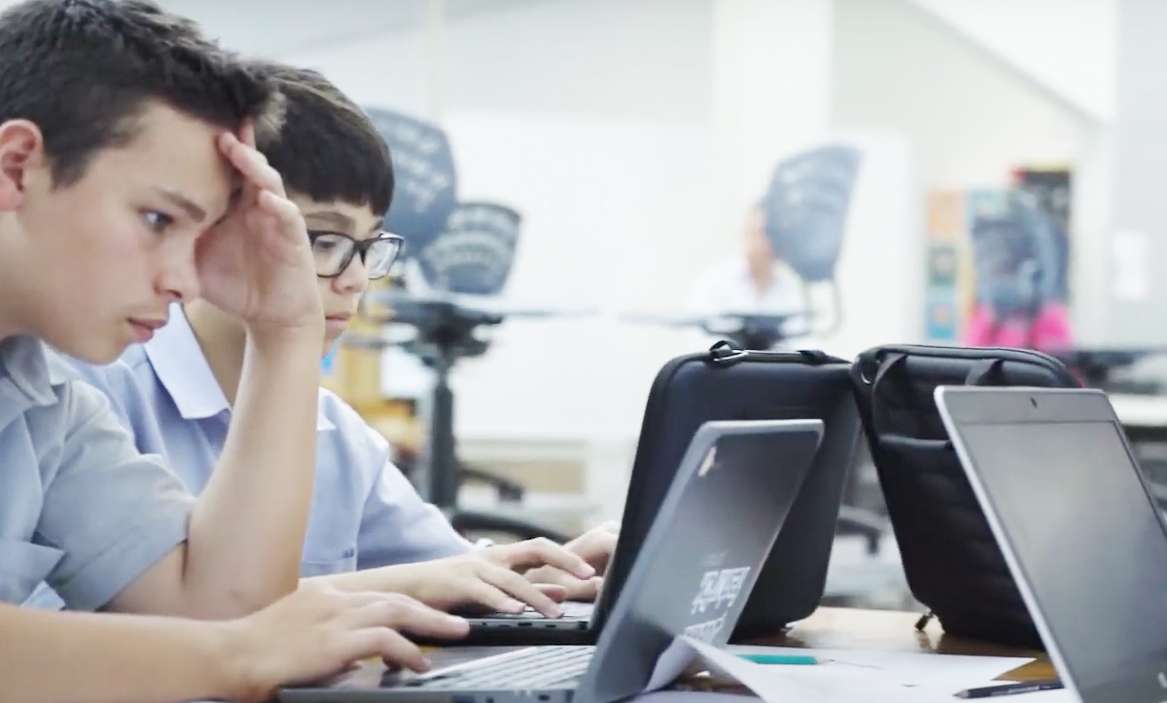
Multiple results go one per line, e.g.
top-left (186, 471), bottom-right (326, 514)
top-left (708, 340), bottom-right (844, 367)
top-left (914, 610), bottom-right (935, 631)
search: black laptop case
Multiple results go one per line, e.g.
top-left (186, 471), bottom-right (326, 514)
top-left (850, 344), bottom-right (1079, 647)
top-left (597, 341), bottom-right (861, 641)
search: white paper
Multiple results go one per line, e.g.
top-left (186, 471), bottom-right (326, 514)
top-left (643, 637), bottom-right (701, 693)
top-left (633, 692), bottom-right (758, 703)
top-left (682, 638), bottom-right (1037, 703)
top-left (727, 644), bottom-right (1033, 689)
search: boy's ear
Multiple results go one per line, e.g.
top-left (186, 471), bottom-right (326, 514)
top-left (0, 119), bottom-right (45, 210)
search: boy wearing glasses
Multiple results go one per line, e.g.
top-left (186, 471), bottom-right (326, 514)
top-left (0, 1), bottom-right (470, 701)
top-left (64, 62), bottom-right (614, 616)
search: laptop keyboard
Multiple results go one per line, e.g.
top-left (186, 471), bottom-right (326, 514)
top-left (405, 646), bottom-right (593, 690)
top-left (482, 601), bottom-right (595, 620)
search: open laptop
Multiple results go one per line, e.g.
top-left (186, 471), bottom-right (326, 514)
top-left (280, 418), bottom-right (822, 703)
top-left (455, 350), bottom-right (859, 646)
top-left (937, 386), bottom-right (1167, 703)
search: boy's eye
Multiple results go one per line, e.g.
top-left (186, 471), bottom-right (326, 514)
top-left (143, 210), bottom-right (175, 233)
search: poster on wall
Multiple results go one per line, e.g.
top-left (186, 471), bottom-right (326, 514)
top-left (962, 187), bottom-right (1073, 352)
top-left (923, 177), bottom-right (1073, 352)
top-left (1012, 167), bottom-right (1071, 302)
top-left (923, 191), bottom-right (969, 342)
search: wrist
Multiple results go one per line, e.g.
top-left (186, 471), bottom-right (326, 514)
top-left (244, 319), bottom-right (324, 353)
top-left (207, 619), bottom-right (271, 703)
top-left (375, 563), bottom-right (424, 601)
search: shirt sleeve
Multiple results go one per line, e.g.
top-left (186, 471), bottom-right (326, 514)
top-left (355, 424), bottom-right (472, 568)
top-left (37, 380), bottom-right (194, 611)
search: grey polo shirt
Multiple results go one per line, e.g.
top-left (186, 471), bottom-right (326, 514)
top-left (0, 335), bottom-right (194, 611)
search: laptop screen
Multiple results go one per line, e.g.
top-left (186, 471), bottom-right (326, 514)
top-left (956, 418), bottom-right (1167, 694)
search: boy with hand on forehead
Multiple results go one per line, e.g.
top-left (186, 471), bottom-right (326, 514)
top-left (67, 60), bottom-right (617, 618)
top-left (0, 1), bottom-right (466, 701)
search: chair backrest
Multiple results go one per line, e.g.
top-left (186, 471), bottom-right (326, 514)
top-left (364, 107), bottom-right (458, 257)
top-left (417, 201), bottom-right (522, 295)
top-left (763, 144), bottom-right (862, 283)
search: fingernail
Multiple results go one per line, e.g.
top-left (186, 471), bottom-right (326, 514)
top-left (419, 657), bottom-right (433, 672)
top-left (505, 599), bottom-right (524, 612)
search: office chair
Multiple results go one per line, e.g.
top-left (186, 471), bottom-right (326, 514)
top-left (364, 201), bottom-right (571, 543)
top-left (360, 109), bottom-right (570, 541)
top-left (764, 144), bottom-right (861, 336)
top-left (762, 143), bottom-right (886, 550)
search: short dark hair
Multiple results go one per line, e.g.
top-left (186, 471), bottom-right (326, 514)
top-left (0, 0), bottom-right (275, 186)
top-left (252, 61), bottom-right (394, 216)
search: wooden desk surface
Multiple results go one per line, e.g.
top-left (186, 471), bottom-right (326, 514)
top-left (757, 607), bottom-right (1055, 682)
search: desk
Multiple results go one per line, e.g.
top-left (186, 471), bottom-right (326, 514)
top-left (324, 607), bottom-right (1054, 696)
top-left (753, 607), bottom-right (1053, 682)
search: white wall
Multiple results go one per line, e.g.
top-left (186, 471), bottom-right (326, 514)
top-left (291, 0), bottom-right (717, 443)
top-left (832, 0), bottom-right (1110, 343)
top-left (908, 0), bottom-right (1117, 123)
top-left (834, 0), bottom-right (1096, 188)
top-left (1102, 0), bottom-right (1167, 345)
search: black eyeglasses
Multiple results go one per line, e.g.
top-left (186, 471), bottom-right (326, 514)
top-left (307, 230), bottom-right (405, 279)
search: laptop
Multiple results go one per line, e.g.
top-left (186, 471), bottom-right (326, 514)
top-left (456, 349), bottom-right (859, 646)
top-left (937, 386), bottom-right (1167, 703)
top-left (280, 418), bottom-right (823, 703)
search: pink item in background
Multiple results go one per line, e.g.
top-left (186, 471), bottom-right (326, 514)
top-left (964, 302), bottom-right (1073, 352)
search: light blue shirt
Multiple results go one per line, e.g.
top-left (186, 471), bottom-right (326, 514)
top-left (64, 306), bottom-right (471, 578)
top-left (0, 335), bottom-right (194, 609)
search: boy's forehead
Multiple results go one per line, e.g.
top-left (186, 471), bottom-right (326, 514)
top-left (295, 195), bottom-right (382, 231)
top-left (107, 102), bottom-right (237, 215)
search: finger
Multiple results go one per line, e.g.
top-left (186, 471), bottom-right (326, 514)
top-left (341, 595), bottom-right (469, 640)
top-left (335, 627), bottom-right (432, 673)
top-left (577, 531), bottom-right (617, 574)
top-left (257, 190), bottom-right (306, 234)
top-left (463, 579), bottom-right (526, 614)
top-left (239, 120), bottom-right (257, 148)
top-left (218, 132), bottom-right (286, 197)
top-left (500, 538), bottom-right (595, 579)
top-left (535, 583), bottom-right (569, 602)
top-left (527, 567), bottom-right (602, 602)
top-left (567, 527), bottom-right (620, 572)
top-left (482, 567), bottom-right (563, 618)
top-left (567, 576), bottom-right (603, 601)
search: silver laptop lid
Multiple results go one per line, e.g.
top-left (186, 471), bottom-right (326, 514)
top-left (578, 418), bottom-right (823, 703)
top-left (937, 386), bottom-right (1167, 703)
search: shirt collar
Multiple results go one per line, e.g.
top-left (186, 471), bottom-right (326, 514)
top-left (0, 335), bottom-right (60, 408)
top-left (144, 304), bottom-right (335, 431)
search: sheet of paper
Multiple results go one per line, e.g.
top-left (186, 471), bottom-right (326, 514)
top-left (633, 692), bottom-right (758, 703)
top-left (684, 638), bottom-right (1038, 702)
top-left (644, 637), bottom-right (701, 693)
top-left (728, 644), bottom-right (1033, 689)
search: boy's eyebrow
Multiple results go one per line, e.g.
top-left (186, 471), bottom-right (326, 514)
top-left (304, 210), bottom-right (355, 231)
top-left (154, 187), bottom-right (207, 223)
top-left (368, 218), bottom-right (384, 234)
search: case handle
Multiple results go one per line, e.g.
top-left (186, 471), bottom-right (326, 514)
top-left (965, 358), bottom-right (1005, 386)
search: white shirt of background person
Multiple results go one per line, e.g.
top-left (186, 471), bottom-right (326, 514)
top-left (688, 204), bottom-right (805, 317)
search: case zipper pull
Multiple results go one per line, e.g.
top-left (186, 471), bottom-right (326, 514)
top-left (914, 610), bottom-right (935, 631)
top-left (709, 340), bottom-right (749, 366)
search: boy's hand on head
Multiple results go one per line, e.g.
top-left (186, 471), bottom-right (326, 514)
top-left (195, 123), bottom-right (323, 337)
top-left (224, 582), bottom-right (467, 702)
